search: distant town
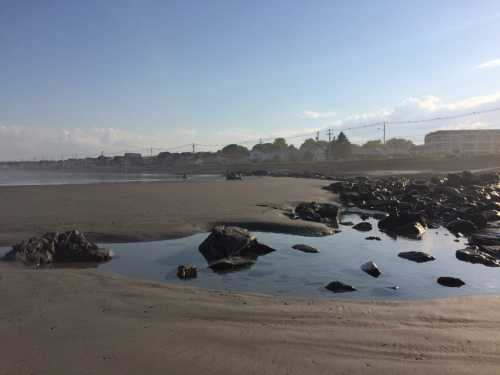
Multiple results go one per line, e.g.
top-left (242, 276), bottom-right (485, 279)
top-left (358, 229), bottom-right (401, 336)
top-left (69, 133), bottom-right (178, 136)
top-left (2, 129), bottom-right (500, 172)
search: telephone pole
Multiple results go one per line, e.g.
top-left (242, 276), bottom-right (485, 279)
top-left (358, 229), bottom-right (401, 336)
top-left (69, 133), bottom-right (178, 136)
top-left (316, 131), bottom-right (320, 142)
top-left (328, 128), bottom-right (332, 142)
top-left (192, 143), bottom-right (195, 153)
top-left (383, 121), bottom-right (386, 144)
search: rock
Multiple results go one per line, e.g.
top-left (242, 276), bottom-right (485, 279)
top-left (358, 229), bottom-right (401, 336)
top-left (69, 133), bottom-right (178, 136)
top-left (199, 226), bottom-right (274, 265)
top-left (361, 261), bottom-right (381, 278)
top-left (177, 264), bottom-right (198, 279)
top-left (365, 236), bottom-right (381, 241)
top-left (446, 219), bottom-right (478, 236)
top-left (378, 213), bottom-right (426, 239)
top-left (455, 248), bottom-right (500, 267)
top-left (360, 214), bottom-right (370, 221)
top-left (295, 202), bottom-right (342, 226)
top-left (340, 221), bottom-right (354, 226)
top-left (352, 222), bottom-right (373, 232)
top-left (292, 244), bottom-right (319, 253)
top-left (398, 251), bottom-right (435, 263)
top-left (437, 276), bottom-right (465, 288)
top-left (325, 281), bottom-right (357, 293)
top-left (3, 230), bottom-right (112, 265)
top-left (226, 171), bottom-right (242, 180)
top-left (209, 256), bottom-right (255, 272)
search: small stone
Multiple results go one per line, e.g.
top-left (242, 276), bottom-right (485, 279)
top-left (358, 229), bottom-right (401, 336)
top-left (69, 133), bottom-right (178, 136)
top-left (176, 264), bottom-right (198, 279)
top-left (437, 277), bottom-right (465, 288)
top-left (325, 281), bottom-right (357, 293)
top-left (292, 244), bottom-right (319, 253)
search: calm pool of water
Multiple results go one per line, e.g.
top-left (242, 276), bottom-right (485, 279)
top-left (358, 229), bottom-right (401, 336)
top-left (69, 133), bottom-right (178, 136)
top-left (3, 214), bottom-right (497, 300)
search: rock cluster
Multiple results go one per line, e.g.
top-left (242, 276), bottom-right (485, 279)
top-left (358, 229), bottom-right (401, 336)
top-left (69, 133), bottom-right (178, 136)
top-left (3, 230), bottom-right (112, 265)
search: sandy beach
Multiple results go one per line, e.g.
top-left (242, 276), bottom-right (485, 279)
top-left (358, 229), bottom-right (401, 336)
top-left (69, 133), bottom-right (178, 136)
top-left (2, 176), bottom-right (500, 374)
top-left (0, 177), bottom-right (333, 246)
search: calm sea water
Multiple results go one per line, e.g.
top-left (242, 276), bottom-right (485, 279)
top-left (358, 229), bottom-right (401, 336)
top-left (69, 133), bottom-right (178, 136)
top-left (3, 214), bottom-right (499, 300)
top-left (0, 169), bottom-right (221, 186)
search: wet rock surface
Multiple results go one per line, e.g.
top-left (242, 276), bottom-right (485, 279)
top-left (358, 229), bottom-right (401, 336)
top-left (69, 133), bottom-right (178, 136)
top-left (199, 226), bottom-right (275, 271)
top-left (455, 248), bottom-right (500, 267)
top-left (398, 251), bottom-right (436, 263)
top-left (325, 281), bottom-right (357, 293)
top-left (294, 202), bottom-right (342, 226)
top-left (292, 244), bottom-right (319, 253)
top-left (437, 276), bottom-right (465, 288)
top-left (361, 261), bottom-right (381, 278)
top-left (3, 230), bottom-right (112, 265)
top-left (352, 222), bottom-right (372, 232)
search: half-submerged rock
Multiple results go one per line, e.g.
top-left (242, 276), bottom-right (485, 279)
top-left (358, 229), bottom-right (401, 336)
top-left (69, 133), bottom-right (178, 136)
top-left (437, 276), bottom-right (465, 288)
top-left (292, 244), bottom-right (319, 253)
top-left (177, 264), bottom-right (198, 279)
top-left (325, 281), bottom-right (357, 293)
top-left (378, 213), bottom-right (426, 239)
top-left (361, 261), bottom-right (381, 278)
top-left (398, 251), bottom-right (435, 263)
top-left (199, 226), bottom-right (274, 272)
top-left (3, 230), bottom-right (112, 265)
top-left (456, 248), bottom-right (500, 267)
top-left (446, 219), bottom-right (478, 236)
top-left (352, 222), bottom-right (373, 232)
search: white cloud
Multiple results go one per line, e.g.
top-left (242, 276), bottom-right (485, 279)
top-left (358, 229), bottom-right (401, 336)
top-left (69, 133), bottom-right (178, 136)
top-left (475, 59), bottom-right (500, 70)
top-left (303, 110), bottom-right (336, 119)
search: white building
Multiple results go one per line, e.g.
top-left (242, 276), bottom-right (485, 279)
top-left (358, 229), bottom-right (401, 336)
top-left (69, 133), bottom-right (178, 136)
top-left (424, 129), bottom-right (500, 155)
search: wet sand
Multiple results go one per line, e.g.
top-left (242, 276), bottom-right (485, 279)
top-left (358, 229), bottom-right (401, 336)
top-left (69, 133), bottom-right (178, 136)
top-left (1, 264), bottom-right (500, 375)
top-left (0, 177), bottom-right (333, 246)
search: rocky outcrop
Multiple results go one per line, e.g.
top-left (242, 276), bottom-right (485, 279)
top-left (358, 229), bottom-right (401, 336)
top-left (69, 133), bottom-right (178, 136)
top-left (378, 213), bottom-right (426, 239)
top-left (361, 261), bottom-right (381, 278)
top-left (3, 230), bottom-right (112, 265)
top-left (437, 276), bottom-right (465, 288)
top-left (352, 222), bottom-right (372, 232)
top-left (177, 264), bottom-right (198, 279)
top-left (455, 248), bottom-right (500, 267)
top-left (325, 281), bottom-right (357, 293)
top-left (398, 251), bottom-right (435, 263)
top-left (199, 226), bottom-right (274, 271)
top-left (294, 202), bottom-right (342, 226)
top-left (292, 244), bottom-right (319, 253)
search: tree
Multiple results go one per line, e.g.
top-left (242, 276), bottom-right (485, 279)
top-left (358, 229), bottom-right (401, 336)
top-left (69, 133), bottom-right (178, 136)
top-left (220, 144), bottom-right (249, 159)
top-left (362, 140), bottom-right (383, 149)
top-left (331, 132), bottom-right (352, 159)
top-left (273, 138), bottom-right (287, 150)
top-left (385, 138), bottom-right (414, 151)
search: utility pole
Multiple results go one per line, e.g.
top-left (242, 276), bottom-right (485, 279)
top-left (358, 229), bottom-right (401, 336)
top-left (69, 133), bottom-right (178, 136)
top-left (328, 128), bottom-right (332, 142)
top-left (316, 131), bottom-right (320, 142)
top-left (192, 143), bottom-right (195, 153)
top-left (383, 121), bottom-right (386, 144)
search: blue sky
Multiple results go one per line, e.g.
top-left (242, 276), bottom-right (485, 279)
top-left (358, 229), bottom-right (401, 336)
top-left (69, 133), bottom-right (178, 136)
top-left (1, 0), bottom-right (500, 159)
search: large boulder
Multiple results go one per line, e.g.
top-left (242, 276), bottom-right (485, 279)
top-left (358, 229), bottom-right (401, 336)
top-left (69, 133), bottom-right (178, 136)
top-left (456, 248), bottom-right (500, 267)
top-left (4, 230), bottom-right (112, 265)
top-left (199, 226), bottom-right (274, 266)
top-left (398, 251), bottom-right (435, 263)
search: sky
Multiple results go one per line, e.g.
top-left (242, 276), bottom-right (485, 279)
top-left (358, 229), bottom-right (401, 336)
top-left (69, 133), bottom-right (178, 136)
top-left (1, 0), bottom-right (500, 160)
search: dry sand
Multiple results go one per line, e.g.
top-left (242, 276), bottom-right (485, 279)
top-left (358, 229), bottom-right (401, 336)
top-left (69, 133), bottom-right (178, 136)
top-left (2, 176), bottom-right (500, 374)
top-left (0, 177), bottom-right (333, 246)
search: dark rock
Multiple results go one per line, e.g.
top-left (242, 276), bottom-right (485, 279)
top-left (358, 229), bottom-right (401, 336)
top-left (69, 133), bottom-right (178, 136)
top-left (177, 264), bottom-right (198, 279)
top-left (325, 281), bottom-right (357, 293)
top-left (446, 219), bottom-right (478, 236)
top-left (340, 221), bottom-right (354, 226)
top-left (456, 248), bottom-right (500, 267)
top-left (361, 261), bottom-right (381, 278)
top-left (398, 251), bottom-right (435, 263)
top-left (226, 171), bottom-right (242, 180)
top-left (352, 222), bottom-right (373, 232)
top-left (292, 244), bottom-right (319, 253)
top-left (360, 214), bottom-right (370, 221)
top-left (295, 202), bottom-right (342, 226)
top-left (378, 213), bottom-right (426, 239)
top-left (365, 236), bottom-right (381, 241)
top-left (199, 226), bottom-right (275, 265)
top-left (437, 276), bottom-right (465, 288)
top-left (4, 230), bottom-right (112, 265)
top-left (209, 256), bottom-right (255, 272)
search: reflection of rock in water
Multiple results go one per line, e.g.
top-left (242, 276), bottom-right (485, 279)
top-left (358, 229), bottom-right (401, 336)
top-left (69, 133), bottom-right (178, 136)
top-left (199, 226), bottom-right (274, 273)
